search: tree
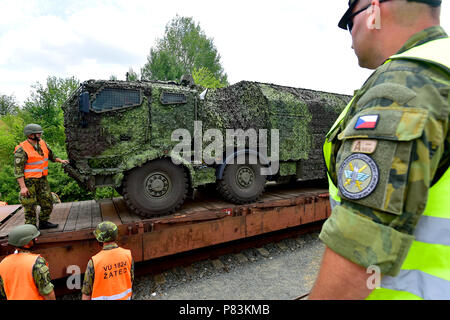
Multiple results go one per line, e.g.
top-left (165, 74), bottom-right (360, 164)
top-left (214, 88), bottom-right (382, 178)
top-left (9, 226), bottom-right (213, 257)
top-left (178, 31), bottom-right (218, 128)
top-left (126, 68), bottom-right (140, 81)
top-left (192, 67), bottom-right (227, 89)
top-left (141, 15), bottom-right (228, 84)
top-left (22, 76), bottom-right (79, 146)
top-left (0, 94), bottom-right (18, 116)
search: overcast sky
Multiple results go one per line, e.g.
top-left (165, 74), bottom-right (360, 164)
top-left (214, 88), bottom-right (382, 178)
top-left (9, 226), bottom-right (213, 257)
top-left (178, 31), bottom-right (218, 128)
top-left (0, 0), bottom-right (449, 104)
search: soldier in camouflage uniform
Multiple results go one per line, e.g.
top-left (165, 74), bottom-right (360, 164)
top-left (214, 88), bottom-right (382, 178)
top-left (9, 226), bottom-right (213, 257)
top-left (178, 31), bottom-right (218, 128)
top-left (0, 225), bottom-right (55, 300)
top-left (309, 0), bottom-right (449, 299)
top-left (82, 221), bottom-right (134, 300)
top-left (14, 124), bottom-right (69, 229)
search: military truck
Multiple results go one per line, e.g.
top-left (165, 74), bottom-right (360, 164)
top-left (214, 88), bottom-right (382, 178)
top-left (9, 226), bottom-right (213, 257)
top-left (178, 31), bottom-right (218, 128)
top-left (62, 77), bottom-right (350, 218)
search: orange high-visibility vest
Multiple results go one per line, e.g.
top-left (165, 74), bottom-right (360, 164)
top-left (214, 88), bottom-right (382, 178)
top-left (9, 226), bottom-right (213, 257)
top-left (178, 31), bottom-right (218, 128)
top-left (0, 252), bottom-right (45, 300)
top-left (91, 247), bottom-right (133, 300)
top-left (14, 140), bottom-right (49, 179)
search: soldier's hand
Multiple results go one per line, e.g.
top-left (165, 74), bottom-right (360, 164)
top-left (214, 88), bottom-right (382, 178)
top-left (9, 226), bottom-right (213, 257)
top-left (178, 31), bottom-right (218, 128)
top-left (60, 159), bottom-right (69, 165)
top-left (20, 187), bottom-right (30, 198)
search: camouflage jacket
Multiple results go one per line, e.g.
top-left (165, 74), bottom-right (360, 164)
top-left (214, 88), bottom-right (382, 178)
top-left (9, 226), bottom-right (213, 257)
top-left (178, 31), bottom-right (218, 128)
top-left (81, 244), bottom-right (134, 296)
top-left (14, 140), bottom-right (57, 179)
top-left (0, 250), bottom-right (54, 298)
top-left (320, 26), bottom-right (450, 276)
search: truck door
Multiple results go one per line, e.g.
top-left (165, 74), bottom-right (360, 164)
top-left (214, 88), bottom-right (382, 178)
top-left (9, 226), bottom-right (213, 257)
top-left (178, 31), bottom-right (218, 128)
top-left (150, 87), bottom-right (196, 151)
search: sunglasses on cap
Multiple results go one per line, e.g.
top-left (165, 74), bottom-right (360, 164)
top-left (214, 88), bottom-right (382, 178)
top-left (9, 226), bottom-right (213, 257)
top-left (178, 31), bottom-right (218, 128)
top-left (346, 0), bottom-right (390, 34)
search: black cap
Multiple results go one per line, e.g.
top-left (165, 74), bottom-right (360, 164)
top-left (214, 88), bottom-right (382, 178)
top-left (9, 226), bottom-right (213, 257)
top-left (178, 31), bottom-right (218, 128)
top-left (338, 0), bottom-right (359, 30)
top-left (338, 0), bottom-right (442, 30)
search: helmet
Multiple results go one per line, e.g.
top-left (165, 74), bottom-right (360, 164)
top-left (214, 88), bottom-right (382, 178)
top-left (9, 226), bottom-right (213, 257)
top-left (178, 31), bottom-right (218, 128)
top-left (24, 124), bottom-right (43, 137)
top-left (8, 224), bottom-right (40, 247)
top-left (93, 221), bottom-right (118, 243)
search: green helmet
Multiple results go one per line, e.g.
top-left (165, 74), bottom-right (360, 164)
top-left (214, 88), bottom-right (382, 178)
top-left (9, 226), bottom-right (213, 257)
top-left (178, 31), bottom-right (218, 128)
top-left (8, 224), bottom-right (40, 247)
top-left (93, 221), bottom-right (118, 243)
top-left (24, 124), bottom-right (43, 137)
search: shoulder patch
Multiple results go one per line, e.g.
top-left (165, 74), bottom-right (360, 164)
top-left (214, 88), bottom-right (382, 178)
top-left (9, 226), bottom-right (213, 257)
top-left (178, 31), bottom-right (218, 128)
top-left (338, 153), bottom-right (379, 200)
top-left (351, 140), bottom-right (378, 154)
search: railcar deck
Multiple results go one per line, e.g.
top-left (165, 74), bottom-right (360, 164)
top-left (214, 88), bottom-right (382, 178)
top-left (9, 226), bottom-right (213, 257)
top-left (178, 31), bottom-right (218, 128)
top-left (0, 182), bottom-right (331, 280)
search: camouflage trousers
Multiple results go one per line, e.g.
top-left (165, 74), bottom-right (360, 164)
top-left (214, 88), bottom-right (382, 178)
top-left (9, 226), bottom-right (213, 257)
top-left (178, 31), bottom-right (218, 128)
top-left (19, 177), bottom-right (53, 226)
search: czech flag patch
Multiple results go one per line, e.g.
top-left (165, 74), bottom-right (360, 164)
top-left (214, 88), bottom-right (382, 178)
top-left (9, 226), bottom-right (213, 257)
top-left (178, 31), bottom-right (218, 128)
top-left (354, 115), bottom-right (379, 130)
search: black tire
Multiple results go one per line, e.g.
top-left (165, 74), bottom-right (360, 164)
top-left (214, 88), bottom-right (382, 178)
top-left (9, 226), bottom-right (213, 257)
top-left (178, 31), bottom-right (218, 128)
top-left (122, 159), bottom-right (188, 218)
top-left (217, 159), bottom-right (266, 204)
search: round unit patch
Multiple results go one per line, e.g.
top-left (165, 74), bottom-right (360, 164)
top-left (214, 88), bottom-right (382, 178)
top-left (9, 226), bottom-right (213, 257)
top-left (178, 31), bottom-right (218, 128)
top-left (338, 153), bottom-right (379, 200)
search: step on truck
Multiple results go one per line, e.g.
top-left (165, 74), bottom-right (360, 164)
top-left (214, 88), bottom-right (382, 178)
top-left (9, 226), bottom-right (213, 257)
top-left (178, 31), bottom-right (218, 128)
top-left (62, 76), bottom-right (350, 218)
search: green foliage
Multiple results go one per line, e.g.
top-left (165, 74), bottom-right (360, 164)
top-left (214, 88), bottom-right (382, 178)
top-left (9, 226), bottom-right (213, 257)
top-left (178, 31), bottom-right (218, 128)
top-left (0, 94), bottom-right (19, 116)
top-left (142, 49), bottom-right (184, 81)
top-left (126, 68), bottom-right (140, 81)
top-left (193, 67), bottom-right (227, 89)
top-left (0, 165), bottom-right (19, 204)
top-left (141, 15), bottom-right (228, 84)
top-left (22, 76), bottom-right (79, 146)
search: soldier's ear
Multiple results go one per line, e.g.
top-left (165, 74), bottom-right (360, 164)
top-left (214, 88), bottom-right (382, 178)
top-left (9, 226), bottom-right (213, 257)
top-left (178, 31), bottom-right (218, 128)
top-left (366, 0), bottom-right (382, 30)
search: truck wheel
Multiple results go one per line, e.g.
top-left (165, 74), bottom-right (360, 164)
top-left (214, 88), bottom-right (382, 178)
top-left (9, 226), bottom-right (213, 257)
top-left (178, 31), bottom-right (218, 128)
top-left (122, 159), bottom-right (188, 217)
top-left (217, 160), bottom-right (266, 204)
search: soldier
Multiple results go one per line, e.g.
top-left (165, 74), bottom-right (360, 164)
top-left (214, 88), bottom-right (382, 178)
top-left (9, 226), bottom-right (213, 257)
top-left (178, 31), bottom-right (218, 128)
top-left (0, 224), bottom-right (56, 300)
top-left (14, 123), bottom-right (69, 229)
top-left (310, 0), bottom-right (449, 299)
top-left (81, 221), bottom-right (134, 300)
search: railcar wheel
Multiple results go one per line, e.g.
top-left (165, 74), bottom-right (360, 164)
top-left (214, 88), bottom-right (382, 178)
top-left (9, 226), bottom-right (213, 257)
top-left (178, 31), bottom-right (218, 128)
top-left (217, 159), bottom-right (266, 204)
top-left (122, 159), bottom-right (188, 217)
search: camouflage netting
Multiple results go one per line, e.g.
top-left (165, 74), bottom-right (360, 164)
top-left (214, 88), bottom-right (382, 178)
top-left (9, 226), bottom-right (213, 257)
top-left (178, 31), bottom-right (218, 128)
top-left (202, 81), bottom-right (351, 179)
top-left (62, 79), bottom-right (351, 190)
top-left (200, 81), bottom-right (269, 131)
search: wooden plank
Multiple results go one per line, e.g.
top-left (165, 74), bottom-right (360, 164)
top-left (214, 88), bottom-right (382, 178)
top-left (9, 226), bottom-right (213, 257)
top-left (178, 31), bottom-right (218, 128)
top-left (265, 192), bottom-right (293, 200)
top-left (258, 193), bottom-right (285, 202)
top-left (75, 200), bottom-right (93, 230)
top-left (177, 200), bottom-right (211, 214)
top-left (45, 202), bottom-right (72, 234)
top-left (0, 208), bottom-right (25, 238)
top-left (270, 189), bottom-right (304, 198)
top-left (112, 198), bottom-right (141, 224)
top-left (196, 198), bottom-right (234, 210)
top-left (64, 201), bottom-right (81, 232)
top-left (91, 201), bottom-right (102, 228)
top-left (192, 200), bottom-right (227, 211)
top-left (99, 200), bottom-right (122, 226)
top-left (0, 205), bottom-right (21, 225)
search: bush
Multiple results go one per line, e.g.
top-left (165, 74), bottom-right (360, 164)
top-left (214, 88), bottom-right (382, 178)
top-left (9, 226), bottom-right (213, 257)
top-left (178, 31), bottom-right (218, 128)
top-left (0, 164), bottom-right (20, 204)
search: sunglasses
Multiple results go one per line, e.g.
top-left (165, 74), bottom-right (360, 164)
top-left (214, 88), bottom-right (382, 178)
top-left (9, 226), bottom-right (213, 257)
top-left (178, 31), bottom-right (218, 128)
top-left (346, 0), bottom-right (390, 34)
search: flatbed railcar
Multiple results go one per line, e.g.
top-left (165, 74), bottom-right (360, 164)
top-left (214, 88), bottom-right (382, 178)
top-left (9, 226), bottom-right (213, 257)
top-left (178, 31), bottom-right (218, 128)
top-left (0, 183), bottom-right (331, 281)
